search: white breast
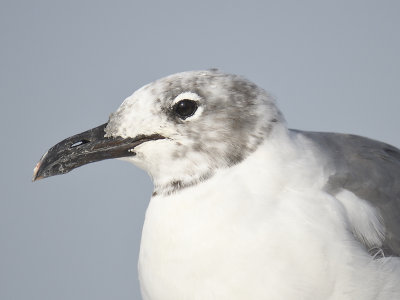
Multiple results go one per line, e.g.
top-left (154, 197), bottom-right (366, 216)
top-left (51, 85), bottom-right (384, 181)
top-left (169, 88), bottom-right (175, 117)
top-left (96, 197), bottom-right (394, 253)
top-left (138, 135), bottom-right (400, 300)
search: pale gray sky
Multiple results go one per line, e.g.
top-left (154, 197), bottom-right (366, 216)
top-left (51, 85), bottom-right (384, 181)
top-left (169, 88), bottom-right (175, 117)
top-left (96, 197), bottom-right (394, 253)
top-left (1, 1), bottom-right (399, 299)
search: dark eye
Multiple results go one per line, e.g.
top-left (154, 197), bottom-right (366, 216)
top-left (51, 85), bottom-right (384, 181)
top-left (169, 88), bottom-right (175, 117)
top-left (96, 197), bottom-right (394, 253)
top-left (173, 99), bottom-right (198, 119)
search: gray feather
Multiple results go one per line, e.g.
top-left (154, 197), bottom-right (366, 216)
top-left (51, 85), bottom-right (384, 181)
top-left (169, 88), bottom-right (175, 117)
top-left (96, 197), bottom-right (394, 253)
top-left (293, 130), bottom-right (400, 256)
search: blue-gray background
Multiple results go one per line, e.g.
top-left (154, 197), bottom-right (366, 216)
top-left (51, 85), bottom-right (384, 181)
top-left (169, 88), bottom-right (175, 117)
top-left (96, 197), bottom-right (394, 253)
top-left (1, 1), bottom-right (399, 299)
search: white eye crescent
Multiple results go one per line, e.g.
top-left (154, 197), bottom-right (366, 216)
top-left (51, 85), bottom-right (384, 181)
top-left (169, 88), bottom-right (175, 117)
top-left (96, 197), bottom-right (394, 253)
top-left (172, 92), bottom-right (204, 121)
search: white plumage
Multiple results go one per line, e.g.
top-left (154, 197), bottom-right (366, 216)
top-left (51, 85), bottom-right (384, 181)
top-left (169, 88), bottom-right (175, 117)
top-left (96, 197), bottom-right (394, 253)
top-left (139, 128), bottom-right (400, 300)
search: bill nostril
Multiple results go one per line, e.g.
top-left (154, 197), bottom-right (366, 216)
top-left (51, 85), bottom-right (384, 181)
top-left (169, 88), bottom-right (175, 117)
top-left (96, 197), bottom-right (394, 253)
top-left (71, 139), bottom-right (90, 148)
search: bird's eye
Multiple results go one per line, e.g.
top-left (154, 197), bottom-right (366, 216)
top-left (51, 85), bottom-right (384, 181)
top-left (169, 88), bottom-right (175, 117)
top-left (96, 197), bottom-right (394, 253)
top-left (173, 99), bottom-right (198, 119)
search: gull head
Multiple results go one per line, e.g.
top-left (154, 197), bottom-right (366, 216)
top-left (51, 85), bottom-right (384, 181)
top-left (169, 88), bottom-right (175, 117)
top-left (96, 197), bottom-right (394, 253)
top-left (33, 70), bottom-right (284, 195)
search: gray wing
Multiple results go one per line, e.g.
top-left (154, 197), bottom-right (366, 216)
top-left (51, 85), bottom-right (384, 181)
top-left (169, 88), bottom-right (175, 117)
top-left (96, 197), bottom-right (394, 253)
top-left (292, 129), bottom-right (400, 257)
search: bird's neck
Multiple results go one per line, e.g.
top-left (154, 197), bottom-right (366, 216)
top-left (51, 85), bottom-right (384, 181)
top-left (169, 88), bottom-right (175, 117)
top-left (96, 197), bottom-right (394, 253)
top-left (152, 126), bottom-right (326, 198)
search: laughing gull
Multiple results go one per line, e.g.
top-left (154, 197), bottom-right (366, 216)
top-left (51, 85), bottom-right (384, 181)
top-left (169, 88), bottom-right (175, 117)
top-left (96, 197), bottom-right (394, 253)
top-left (33, 70), bottom-right (400, 299)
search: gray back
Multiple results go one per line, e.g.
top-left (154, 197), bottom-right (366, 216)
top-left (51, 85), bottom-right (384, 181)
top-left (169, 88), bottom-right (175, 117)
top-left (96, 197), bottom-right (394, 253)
top-left (294, 130), bottom-right (400, 256)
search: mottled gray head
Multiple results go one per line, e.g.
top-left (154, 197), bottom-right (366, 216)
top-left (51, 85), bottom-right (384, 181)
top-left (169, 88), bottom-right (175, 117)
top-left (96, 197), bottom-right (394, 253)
top-left (105, 70), bottom-right (284, 194)
top-left (33, 70), bottom-right (285, 195)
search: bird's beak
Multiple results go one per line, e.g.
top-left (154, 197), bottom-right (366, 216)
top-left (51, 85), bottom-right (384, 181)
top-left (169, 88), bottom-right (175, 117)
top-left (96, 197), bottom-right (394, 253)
top-left (32, 122), bottom-right (164, 181)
